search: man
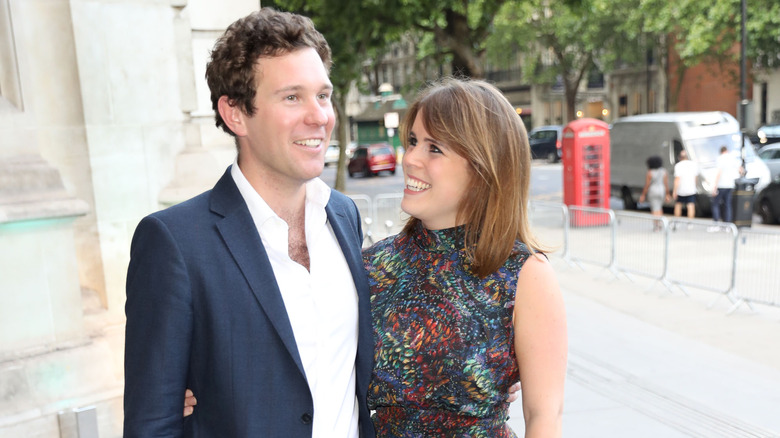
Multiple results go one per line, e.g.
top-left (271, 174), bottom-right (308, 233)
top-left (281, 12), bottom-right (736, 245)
top-left (123, 9), bottom-right (374, 437)
top-left (711, 146), bottom-right (743, 224)
top-left (672, 150), bottom-right (700, 219)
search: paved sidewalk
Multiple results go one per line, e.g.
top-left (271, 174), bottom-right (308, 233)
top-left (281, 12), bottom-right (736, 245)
top-left (507, 259), bottom-right (780, 437)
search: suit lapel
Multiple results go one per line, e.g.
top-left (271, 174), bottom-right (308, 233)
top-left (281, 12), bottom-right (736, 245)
top-left (326, 204), bottom-right (363, 283)
top-left (210, 168), bottom-right (307, 379)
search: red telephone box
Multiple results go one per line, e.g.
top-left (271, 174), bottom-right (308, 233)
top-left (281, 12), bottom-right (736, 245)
top-left (562, 118), bottom-right (610, 225)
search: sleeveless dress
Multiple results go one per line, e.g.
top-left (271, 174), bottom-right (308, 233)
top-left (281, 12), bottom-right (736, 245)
top-left (363, 223), bottom-right (530, 437)
top-left (647, 168), bottom-right (667, 212)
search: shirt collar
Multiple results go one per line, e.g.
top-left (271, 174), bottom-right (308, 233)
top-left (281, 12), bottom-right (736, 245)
top-left (230, 158), bottom-right (331, 228)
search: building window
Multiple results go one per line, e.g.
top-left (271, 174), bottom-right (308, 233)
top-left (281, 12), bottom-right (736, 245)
top-left (0, 0), bottom-right (22, 110)
top-left (587, 69), bottom-right (604, 89)
top-left (619, 95), bottom-right (628, 117)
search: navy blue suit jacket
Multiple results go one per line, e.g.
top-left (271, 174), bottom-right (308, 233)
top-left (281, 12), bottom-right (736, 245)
top-left (124, 167), bottom-right (375, 437)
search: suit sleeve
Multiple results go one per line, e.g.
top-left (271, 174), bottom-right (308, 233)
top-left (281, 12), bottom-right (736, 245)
top-left (124, 215), bottom-right (193, 437)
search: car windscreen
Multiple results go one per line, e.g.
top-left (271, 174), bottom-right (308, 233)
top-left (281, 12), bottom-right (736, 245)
top-left (759, 125), bottom-right (780, 137)
top-left (372, 147), bottom-right (393, 156)
top-left (688, 133), bottom-right (757, 164)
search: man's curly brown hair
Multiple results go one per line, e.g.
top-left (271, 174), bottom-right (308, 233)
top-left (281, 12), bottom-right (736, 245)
top-left (205, 8), bottom-right (332, 136)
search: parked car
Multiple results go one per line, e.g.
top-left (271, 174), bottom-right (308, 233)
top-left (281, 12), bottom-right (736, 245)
top-left (755, 177), bottom-right (780, 224)
top-left (324, 143), bottom-right (340, 167)
top-left (324, 140), bottom-right (358, 167)
top-left (528, 125), bottom-right (563, 163)
top-left (757, 144), bottom-right (780, 181)
top-left (347, 143), bottom-right (396, 177)
top-left (754, 125), bottom-right (780, 147)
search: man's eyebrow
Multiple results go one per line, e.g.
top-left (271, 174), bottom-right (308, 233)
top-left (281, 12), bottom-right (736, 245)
top-left (273, 84), bottom-right (333, 95)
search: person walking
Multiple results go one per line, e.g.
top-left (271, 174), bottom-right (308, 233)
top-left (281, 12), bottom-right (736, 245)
top-left (711, 146), bottom-right (743, 225)
top-left (672, 150), bottom-right (700, 220)
top-left (639, 155), bottom-right (670, 231)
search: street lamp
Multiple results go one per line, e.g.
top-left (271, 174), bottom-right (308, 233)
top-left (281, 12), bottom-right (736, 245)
top-left (384, 111), bottom-right (399, 154)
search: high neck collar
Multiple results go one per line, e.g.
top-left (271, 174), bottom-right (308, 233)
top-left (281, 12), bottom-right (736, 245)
top-left (411, 222), bottom-right (466, 253)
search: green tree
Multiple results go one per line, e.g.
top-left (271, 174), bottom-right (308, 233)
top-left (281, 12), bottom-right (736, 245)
top-left (490, 0), bottom-right (624, 121)
top-left (621, 0), bottom-right (780, 109)
top-left (373, 0), bottom-right (511, 78)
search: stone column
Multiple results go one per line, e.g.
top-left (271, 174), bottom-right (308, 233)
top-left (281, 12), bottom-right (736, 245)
top-left (158, 0), bottom-right (259, 207)
top-left (0, 154), bottom-right (89, 353)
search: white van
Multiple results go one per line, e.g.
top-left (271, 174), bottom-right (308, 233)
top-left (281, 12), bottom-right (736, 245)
top-left (610, 111), bottom-right (770, 213)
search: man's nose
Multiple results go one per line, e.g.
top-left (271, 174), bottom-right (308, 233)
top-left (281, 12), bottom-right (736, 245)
top-left (305, 100), bottom-right (330, 126)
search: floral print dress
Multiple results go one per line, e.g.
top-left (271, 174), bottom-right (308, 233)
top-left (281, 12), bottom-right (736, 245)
top-left (363, 223), bottom-right (529, 437)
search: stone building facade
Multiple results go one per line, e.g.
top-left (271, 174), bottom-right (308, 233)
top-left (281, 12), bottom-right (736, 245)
top-left (0, 0), bottom-right (257, 436)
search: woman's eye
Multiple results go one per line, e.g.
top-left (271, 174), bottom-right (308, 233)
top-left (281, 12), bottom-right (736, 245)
top-left (286, 95), bottom-right (298, 102)
top-left (408, 136), bottom-right (417, 146)
top-left (430, 144), bottom-right (442, 154)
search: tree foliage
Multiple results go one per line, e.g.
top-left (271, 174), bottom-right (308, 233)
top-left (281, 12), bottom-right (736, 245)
top-left (618, 0), bottom-right (780, 108)
top-left (488, 0), bottom-right (780, 119)
top-left (489, 0), bottom-right (625, 121)
top-left (626, 0), bottom-right (780, 68)
top-left (370, 0), bottom-right (511, 78)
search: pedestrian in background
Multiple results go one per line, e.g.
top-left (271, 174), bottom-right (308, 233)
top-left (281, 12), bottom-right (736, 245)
top-left (711, 146), bottom-right (743, 225)
top-left (673, 150), bottom-right (700, 220)
top-left (639, 155), bottom-right (670, 231)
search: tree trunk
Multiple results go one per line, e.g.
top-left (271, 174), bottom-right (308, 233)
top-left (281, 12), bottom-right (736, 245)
top-left (565, 83), bottom-right (577, 123)
top-left (332, 92), bottom-right (349, 192)
top-left (436, 8), bottom-right (486, 78)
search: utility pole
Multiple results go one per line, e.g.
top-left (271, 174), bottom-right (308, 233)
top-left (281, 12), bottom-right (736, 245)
top-left (739, 0), bottom-right (748, 167)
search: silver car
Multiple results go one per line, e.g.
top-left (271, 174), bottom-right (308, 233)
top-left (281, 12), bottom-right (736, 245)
top-left (758, 144), bottom-right (780, 181)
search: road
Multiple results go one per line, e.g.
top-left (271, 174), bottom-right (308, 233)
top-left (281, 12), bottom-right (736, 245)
top-left (321, 159), bottom-right (564, 201)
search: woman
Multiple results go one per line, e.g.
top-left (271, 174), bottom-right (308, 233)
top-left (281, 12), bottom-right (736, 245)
top-left (182, 78), bottom-right (567, 437)
top-left (364, 78), bottom-right (567, 437)
top-left (639, 155), bottom-right (670, 230)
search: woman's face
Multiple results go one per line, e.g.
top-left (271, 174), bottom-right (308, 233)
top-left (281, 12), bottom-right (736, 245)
top-left (401, 112), bottom-right (472, 230)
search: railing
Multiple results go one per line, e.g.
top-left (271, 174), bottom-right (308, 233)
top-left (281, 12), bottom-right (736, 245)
top-left (527, 200), bottom-right (780, 314)
top-left (349, 194), bottom-right (780, 313)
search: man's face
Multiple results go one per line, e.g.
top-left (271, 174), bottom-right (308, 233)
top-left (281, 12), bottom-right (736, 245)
top-left (237, 48), bottom-right (335, 189)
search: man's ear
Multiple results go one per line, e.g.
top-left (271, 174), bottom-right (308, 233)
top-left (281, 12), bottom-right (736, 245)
top-left (217, 96), bottom-right (248, 137)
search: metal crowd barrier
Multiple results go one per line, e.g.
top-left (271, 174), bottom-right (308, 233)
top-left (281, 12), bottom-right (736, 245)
top-left (731, 227), bottom-right (780, 312)
top-left (356, 196), bottom-right (780, 312)
top-left (664, 218), bottom-right (738, 296)
top-left (613, 211), bottom-right (669, 285)
top-left (528, 200), bottom-right (780, 312)
top-left (565, 205), bottom-right (617, 276)
top-left (373, 193), bottom-right (407, 242)
top-left (527, 201), bottom-right (568, 258)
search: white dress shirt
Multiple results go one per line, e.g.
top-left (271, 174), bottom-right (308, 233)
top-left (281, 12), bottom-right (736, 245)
top-left (716, 152), bottom-right (742, 189)
top-left (231, 162), bottom-right (359, 438)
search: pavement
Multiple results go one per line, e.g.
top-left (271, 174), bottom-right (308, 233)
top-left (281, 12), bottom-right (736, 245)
top-left (506, 255), bottom-right (780, 437)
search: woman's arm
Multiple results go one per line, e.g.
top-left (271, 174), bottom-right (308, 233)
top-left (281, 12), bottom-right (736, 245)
top-left (514, 254), bottom-right (567, 438)
top-left (663, 172), bottom-right (671, 202)
top-left (639, 169), bottom-right (652, 202)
